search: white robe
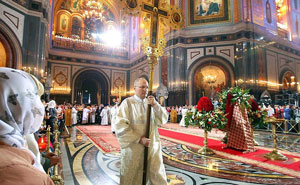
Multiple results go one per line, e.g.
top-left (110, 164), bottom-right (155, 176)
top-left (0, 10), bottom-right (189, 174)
top-left (179, 108), bottom-right (188, 127)
top-left (110, 106), bottom-right (118, 132)
top-left (115, 95), bottom-right (168, 185)
top-left (82, 108), bottom-right (90, 124)
top-left (100, 108), bottom-right (109, 126)
top-left (90, 107), bottom-right (96, 123)
top-left (72, 107), bottom-right (78, 125)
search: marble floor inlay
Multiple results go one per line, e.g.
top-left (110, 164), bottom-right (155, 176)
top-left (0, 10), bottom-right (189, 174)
top-left (61, 125), bottom-right (300, 185)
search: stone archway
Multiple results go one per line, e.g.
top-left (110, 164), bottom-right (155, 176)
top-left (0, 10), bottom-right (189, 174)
top-left (280, 70), bottom-right (297, 91)
top-left (0, 21), bottom-right (23, 68)
top-left (188, 56), bottom-right (234, 105)
top-left (72, 69), bottom-right (110, 105)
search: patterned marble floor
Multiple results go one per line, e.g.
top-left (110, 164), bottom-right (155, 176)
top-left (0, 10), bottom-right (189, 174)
top-left (60, 124), bottom-right (300, 185)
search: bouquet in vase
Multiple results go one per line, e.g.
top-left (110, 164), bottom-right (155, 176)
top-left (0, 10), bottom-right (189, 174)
top-left (185, 97), bottom-right (227, 132)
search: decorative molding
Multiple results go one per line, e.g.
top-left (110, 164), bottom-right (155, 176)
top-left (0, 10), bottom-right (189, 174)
top-left (216, 46), bottom-right (235, 67)
top-left (112, 71), bottom-right (126, 96)
top-left (3, 11), bottom-right (19, 29)
top-left (72, 66), bottom-right (83, 77)
top-left (0, 3), bottom-right (24, 45)
top-left (187, 48), bottom-right (204, 69)
top-left (102, 69), bottom-right (111, 78)
top-left (51, 64), bottom-right (71, 94)
top-left (206, 47), bottom-right (214, 55)
top-left (219, 49), bottom-right (230, 57)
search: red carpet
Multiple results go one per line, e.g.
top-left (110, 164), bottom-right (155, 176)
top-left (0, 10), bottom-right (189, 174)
top-left (158, 128), bottom-right (300, 178)
top-left (76, 125), bottom-right (300, 178)
top-left (76, 126), bottom-right (120, 153)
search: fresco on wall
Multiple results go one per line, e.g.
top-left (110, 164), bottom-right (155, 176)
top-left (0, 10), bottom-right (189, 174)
top-left (189, 0), bottom-right (229, 25)
top-left (59, 14), bottom-right (70, 33)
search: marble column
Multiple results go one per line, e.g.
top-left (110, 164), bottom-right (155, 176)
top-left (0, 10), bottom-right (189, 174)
top-left (167, 47), bottom-right (186, 106)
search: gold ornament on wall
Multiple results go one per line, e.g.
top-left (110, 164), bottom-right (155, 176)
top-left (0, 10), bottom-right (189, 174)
top-left (120, 0), bottom-right (142, 16)
top-left (54, 71), bottom-right (67, 86)
top-left (169, 6), bottom-right (185, 29)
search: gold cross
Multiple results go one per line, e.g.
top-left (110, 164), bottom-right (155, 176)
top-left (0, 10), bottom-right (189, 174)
top-left (141, 0), bottom-right (169, 48)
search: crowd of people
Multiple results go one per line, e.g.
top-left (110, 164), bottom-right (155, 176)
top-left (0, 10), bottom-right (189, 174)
top-left (1, 66), bottom-right (300, 185)
top-left (43, 102), bottom-right (120, 135)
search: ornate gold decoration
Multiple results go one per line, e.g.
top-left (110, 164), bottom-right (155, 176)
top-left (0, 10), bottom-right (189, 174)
top-left (198, 130), bottom-right (214, 155)
top-left (169, 5), bottom-right (185, 29)
top-left (142, 36), bottom-right (166, 59)
top-left (167, 174), bottom-right (185, 185)
top-left (120, 0), bottom-right (142, 16)
top-left (114, 77), bottom-right (124, 101)
top-left (264, 119), bottom-right (288, 161)
top-left (54, 71), bottom-right (67, 86)
top-left (51, 121), bottom-right (64, 185)
top-left (82, 0), bottom-right (105, 20)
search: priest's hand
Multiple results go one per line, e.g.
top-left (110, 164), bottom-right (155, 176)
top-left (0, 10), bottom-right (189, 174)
top-left (147, 96), bottom-right (157, 106)
top-left (139, 136), bottom-right (151, 147)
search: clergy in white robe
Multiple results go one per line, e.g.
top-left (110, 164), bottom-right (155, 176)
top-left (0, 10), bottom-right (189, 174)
top-left (179, 107), bottom-right (188, 127)
top-left (100, 106), bottom-right (109, 126)
top-left (115, 78), bottom-right (168, 185)
top-left (82, 107), bottom-right (90, 124)
top-left (90, 105), bottom-right (96, 124)
top-left (110, 103), bottom-right (119, 133)
top-left (72, 106), bottom-right (78, 125)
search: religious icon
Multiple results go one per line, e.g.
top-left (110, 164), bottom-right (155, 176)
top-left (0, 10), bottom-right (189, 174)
top-left (60, 14), bottom-right (69, 32)
top-left (172, 12), bottom-right (181, 23)
top-left (125, 0), bottom-right (138, 9)
top-left (196, 0), bottom-right (220, 17)
top-left (62, 17), bottom-right (67, 30)
top-left (190, 0), bottom-right (228, 25)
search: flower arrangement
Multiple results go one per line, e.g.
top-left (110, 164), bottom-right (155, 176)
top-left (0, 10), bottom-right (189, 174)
top-left (248, 99), bottom-right (267, 128)
top-left (218, 87), bottom-right (251, 113)
top-left (185, 97), bottom-right (227, 132)
top-left (217, 87), bottom-right (267, 128)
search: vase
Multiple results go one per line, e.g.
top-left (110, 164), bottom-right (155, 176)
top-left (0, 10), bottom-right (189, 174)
top-left (198, 130), bottom-right (214, 155)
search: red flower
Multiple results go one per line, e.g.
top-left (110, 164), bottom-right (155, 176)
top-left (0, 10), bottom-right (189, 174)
top-left (250, 98), bottom-right (258, 112)
top-left (213, 124), bottom-right (217, 128)
top-left (197, 97), bottom-right (214, 112)
top-left (208, 121), bottom-right (212, 124)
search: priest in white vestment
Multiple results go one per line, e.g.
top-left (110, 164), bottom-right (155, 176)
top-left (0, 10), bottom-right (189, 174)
top-left (82, 106), bottom-right (90, 124)
top-left (100, 105), bottom-right (109, 126)
top-left (90, 105), bottom-right (96, 124)
top-left (115, 78), bottom-right (168, 185)
top-left (72, 105), bottom-right (78, 125)
top-left (110, 102), bottom-right (119, 133)
top-left (179, 106), bottom-right (188, 127)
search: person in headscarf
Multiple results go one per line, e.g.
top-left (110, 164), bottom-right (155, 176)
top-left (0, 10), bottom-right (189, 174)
top-left (0, 67), bottom-right (54, 185)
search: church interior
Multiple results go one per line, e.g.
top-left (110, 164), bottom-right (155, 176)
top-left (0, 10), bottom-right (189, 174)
top-left (1, 0), bottom-right (300, 184)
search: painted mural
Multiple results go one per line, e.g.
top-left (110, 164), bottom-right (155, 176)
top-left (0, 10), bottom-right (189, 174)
top-left (189, 0), bottom-right (230, 25)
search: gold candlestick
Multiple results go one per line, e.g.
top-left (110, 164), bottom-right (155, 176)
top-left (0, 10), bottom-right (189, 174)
top-left (264, 119), bottom-right (287, 161)
top-left (198, 130), bottom-right (214, 155)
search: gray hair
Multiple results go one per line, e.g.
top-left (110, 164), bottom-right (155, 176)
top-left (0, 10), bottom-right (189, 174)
top-left (134, 77), bottom-right (148, 87)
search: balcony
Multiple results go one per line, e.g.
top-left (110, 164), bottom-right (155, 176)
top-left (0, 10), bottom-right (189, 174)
top-left (52, 35), bottom-right (128, 58)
